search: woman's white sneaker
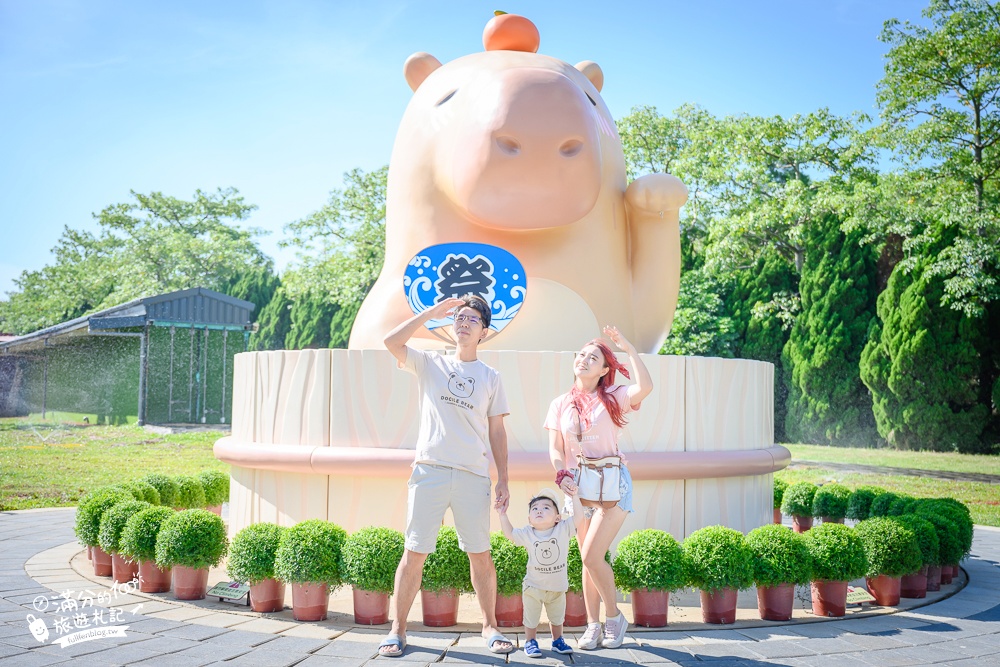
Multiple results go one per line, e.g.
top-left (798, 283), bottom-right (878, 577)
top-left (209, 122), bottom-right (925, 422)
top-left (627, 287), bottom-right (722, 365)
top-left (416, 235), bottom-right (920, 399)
top-left (602, 612), bottom-right (628, 648)
top-left (577, 623), bottom-right (602, 650)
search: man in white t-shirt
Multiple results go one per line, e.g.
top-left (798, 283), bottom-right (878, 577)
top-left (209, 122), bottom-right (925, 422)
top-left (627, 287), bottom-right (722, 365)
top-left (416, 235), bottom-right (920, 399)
top-left (379, 295), bottom-right (514, 658)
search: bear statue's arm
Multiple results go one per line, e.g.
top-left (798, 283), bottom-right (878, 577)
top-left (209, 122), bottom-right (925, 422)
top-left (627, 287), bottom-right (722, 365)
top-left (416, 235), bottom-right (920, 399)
top-left (624, 173), bottom-right (688, 354)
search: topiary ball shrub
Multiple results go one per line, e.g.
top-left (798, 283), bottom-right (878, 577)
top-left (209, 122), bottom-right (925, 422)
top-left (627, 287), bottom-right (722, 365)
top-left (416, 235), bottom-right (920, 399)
top-left (117, 481), bottom-right (160, 505)
top-left (173, 476), bottom-right (207, 509)
top-left (613, 529), bottom-right (685, 593)
top-left (780, 482), bottom-right (818, 517)
top-left (773, 477), bottom-right (789, 510)
top-left (888, 494), bottom-right (916, 516)
top-left (274, 520), bottom-right (348, 586)
top-left (119, 506), bottom-right (176, 563)
top-left (802, 523), bottom-right (867, 582)
top-left (893, 514), bottom-right (940, 567)
top-left (155, 509), bottom-right (228, 570)
top-left (682, 525), bottom-right (754, 593)
top-left (869, 491), bottom-right (901, 517)
top-left (915, 498), bottom-right (973, 559)
top-left (198, 470), bottom-right (230, 507)
top-left (846, 486), bottom-right (885, 521)
top-left (745, 524), bottom-right (813, 587)
top-left (98, 500), bottom-right (152, 554)
top-left (489, 532), bottom-right (528, 598)
top-left (227, 523), bottom-right (287, 586)
top-left (343, 526), bottom-right (405, 594)
top-left (75, 487), bottom-right (134, 548)
top-left (141, 474), bottom-right (179, 508)
top-left (813, 484), bottom-right (852, 520)
top-left (422, 526), bottom-right (472, 593)
top-left (912, 511), bottom-right (964, 566)
top-left (854, 517), bottom-right (922, 578)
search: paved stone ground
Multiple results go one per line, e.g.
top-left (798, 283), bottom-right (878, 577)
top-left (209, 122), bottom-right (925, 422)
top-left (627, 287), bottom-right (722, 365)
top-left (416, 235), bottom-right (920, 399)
top-left (2, 508), bottom-right (999, 666)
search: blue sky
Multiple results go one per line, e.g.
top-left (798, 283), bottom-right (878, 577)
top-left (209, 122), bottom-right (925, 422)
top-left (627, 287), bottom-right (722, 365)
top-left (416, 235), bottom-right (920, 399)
top-left (0, 0), bottom-right (927, 299)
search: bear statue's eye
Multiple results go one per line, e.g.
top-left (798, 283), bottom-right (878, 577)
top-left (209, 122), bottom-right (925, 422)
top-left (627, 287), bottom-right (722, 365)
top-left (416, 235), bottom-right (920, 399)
top-left (436, 90), bottom-right (457, 107)
top-left (585, 92), bottom-right (597, 107)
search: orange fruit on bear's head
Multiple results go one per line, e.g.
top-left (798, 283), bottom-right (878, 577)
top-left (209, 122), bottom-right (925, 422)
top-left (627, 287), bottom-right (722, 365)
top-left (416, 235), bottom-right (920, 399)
top-left (483, 14), bottom-right (540, 53)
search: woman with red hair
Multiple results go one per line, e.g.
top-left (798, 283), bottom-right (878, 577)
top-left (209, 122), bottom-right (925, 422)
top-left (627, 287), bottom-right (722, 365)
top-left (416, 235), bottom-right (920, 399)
top-left (545, 325), bottom-right (652, 650)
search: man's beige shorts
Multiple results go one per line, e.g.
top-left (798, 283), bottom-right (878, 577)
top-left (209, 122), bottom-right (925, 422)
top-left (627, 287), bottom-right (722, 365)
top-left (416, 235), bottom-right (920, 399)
top-left (522, 587), bottom-right (566, 628)
top-left (405, 464), bottom-right (491, 554)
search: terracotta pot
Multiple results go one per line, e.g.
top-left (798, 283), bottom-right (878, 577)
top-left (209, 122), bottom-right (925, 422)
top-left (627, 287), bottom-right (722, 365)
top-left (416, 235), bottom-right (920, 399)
top-left (91, 545), bottom-right (113, 577)
top-left (172, 565), bottom-right (209, 600)
top-left (87, 545), bottom-right (92, 561)
top-left (700, 588), bottom-right (738, 624)
top-left (811, 580), bottom-right (847, 617)
top-left (111, 553), bottom-right (139, 585)
top-left (948, 563), bottom-right (960, 579)
top-left (421, 588), bottom-right (459, 627)
top-left (495, 593), bottom-right (523, 628)
top-left (564, 591), bottom-right (587, 627)
top-left (138, 560), bottom-right (171, 593)
top-left (206, 505), bottom-right (223, 516)
top-left (821, 516), bottom-right (845, 524)
top-left (940, 565), bottom-right (954, 585)
top-left (631, 588), bottom-right (668, 627)
top-left (866, 574), bottom-right (901, 606)
top-left (756, 583), bottom-right (794, 621)
top-left (900, 567), bottom-right (928, 599)
top-left (250, 579), bottom-right (286, 613)
top-left (352, 588), bottom-right (389, 625)
top-left (926, 564), bottom-right (942, 591)
top-left (791, 515), bottom-right (813, 533)
top-left (773, 508), bottom-right (783, 524)
top-left (291, 583), bottom-right (330, 621)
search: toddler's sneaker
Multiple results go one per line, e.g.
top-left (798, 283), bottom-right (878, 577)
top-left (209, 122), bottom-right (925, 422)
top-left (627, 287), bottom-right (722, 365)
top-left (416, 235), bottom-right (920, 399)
top-left (602, 612), bottom-right (628, 648)
top-left (577, 623), bottom-right (602, 650)
top-left (523, 638), bottom-right (542, 659)
top-left (551, 636), bottom-right (573, 654)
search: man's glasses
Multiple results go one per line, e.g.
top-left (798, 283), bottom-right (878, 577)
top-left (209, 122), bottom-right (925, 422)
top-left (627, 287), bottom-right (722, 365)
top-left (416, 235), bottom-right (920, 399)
top-left (454, 314), bottom-right (482, 325)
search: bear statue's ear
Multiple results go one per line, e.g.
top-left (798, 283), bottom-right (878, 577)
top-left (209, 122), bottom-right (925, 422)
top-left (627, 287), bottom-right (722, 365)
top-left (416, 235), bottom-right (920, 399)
top-left (404, 52), bottom-right (443, 92)
top-left (575, 60), bottom-right (604, 93)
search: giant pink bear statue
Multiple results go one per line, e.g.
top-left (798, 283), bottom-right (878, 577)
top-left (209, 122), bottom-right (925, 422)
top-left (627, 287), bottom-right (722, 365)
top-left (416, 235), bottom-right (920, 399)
top-left (349, 16), bottom-right (687, 354)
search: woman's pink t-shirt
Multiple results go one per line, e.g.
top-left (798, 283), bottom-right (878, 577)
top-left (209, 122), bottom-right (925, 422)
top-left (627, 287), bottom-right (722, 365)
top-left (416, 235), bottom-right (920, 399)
top-left (544, 385), bottom-right (638, 463)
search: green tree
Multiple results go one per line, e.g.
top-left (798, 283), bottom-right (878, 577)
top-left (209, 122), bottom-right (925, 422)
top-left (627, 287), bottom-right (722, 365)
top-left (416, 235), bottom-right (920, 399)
top-left (0, 188), bottom-right (266, 334)
top-left (726, 252), bottom-right (799, 441)
top-left (282, 167), bottom-right (388, 306)
top-left (874, 0), bottom-right (1000, 445)
top-left (250, 285), bottom-right (292, 351)
top-left (783, 216), bottom-right (878, 446)
top-left (860, 247), bottom-right (987, 452)
top-left (660, 269), bottom-right (736, 357)
top-left (225, 265), bottom-right (281, 322)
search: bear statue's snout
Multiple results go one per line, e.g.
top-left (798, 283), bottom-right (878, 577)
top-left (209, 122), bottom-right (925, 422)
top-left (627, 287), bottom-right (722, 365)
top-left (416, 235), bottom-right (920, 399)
top-left (450, 67), bottom-right (603, 230)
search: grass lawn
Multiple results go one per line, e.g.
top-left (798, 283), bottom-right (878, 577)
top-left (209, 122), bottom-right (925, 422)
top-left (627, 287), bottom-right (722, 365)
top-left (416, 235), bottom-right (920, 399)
top-left (785, 444), bottom-right (1000, 476)
top-left (0, 418), bottom-right (225, 511)
top-left (3, 418), bottom-right (998, 529)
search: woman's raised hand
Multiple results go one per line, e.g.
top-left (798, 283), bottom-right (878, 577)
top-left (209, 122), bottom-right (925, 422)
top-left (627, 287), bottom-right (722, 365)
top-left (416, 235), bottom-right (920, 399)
top-left (603, 325), bottom-right (635, 354)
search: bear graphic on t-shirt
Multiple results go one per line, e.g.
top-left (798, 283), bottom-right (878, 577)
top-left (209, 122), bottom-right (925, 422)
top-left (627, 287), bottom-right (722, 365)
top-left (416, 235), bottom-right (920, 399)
top-left (534, 538), bottom-right (560, 566)
top-left (447, 373), bottom-right (475, 398)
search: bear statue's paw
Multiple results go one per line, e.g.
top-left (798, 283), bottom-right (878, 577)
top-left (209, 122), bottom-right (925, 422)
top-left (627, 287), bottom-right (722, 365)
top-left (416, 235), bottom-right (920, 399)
top-left (625, 173), bottom-right (689, 215)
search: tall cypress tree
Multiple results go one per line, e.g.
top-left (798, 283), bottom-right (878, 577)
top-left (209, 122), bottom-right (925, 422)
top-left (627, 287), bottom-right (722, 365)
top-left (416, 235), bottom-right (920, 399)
top-left (860, 247), bottom-right (987, 452)
top-left (284, 293), bottom-right (340, 350)
top-left (250, 286), bottom-right (292, 351)
top-left (726, 252), bottom-right (798, 442)
top-left (783, 217), bottom-right (878, 445)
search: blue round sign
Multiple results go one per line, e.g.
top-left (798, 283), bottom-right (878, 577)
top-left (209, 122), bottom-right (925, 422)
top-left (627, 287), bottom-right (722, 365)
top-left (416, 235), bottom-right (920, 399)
top-left (403, 243), bottom-right (527, 333)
